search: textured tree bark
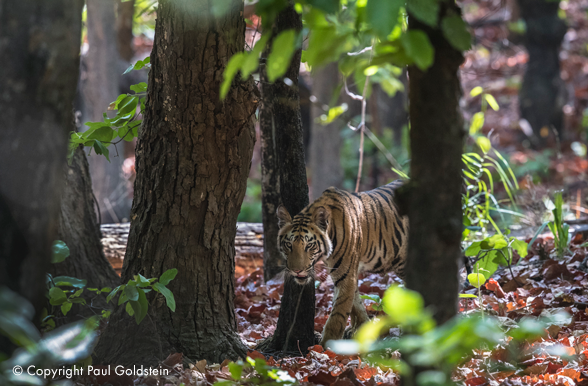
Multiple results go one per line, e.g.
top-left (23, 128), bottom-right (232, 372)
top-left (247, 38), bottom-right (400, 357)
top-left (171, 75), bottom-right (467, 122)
top-left (94, 0), bottom-right (257, 366)
top-left (518, 0), bottom-right (566, 148)
top-left (50, 147), bottom-right (120, 324)
top-left (257, 4), bottom-right (315, 356)
top-left (0, 0), bottom-right (83, 353)
top-left (402, 4), bottom-right (465, 328)
top-left (83, 0), bottom-right (131, 223)
top-left (310, 62), bottom-right (344, 200)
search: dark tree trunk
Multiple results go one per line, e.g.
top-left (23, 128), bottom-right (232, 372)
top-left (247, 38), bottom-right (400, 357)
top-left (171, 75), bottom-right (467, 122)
top-left (258, 4), bottom-right (315, 356)
top-left (309, 62), bottom-right (344, 200)
top-left (83, 0), bottom-right (131, 224)
top-left (117, 0), bottom-right (135, 62)
top-left (518, 0), bottom-right (566, 148)
top-left (50, 147), bottom-right (120, 323)
top-left (0, 0), bottom-right (83, 353)
top-left (94, 0), bottom-right (257, 366)
top-left (402, 4), bottom-right (465, 328)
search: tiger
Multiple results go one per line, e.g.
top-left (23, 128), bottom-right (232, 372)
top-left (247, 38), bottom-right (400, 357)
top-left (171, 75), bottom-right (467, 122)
top-left (276, 180), bottom-right (408, 347)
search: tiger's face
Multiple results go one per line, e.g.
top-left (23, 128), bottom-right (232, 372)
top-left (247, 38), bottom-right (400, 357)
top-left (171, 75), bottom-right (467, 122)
top-left (276, 205), bottom-right (333, 284)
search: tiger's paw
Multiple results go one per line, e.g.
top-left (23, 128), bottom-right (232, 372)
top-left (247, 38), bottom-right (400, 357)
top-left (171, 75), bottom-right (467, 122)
top-left (343, 326), bottom-right (357, 340)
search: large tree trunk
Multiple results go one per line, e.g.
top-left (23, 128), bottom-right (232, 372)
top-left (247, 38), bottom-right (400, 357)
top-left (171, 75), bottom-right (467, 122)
top-left (258, 4), bottom-right (315, 356)
top-left (94, 0), bottom-right (257, 366)
top-left (518, 0), bottom-right (566, 148)
top-left (50, 147), bottom-right (120, 323)
top-left (402, 4), bottom-right (465, 328)
top-left (83, 0), bottom-right (131, 223)
top-left (309, 62), bottom-right (344, 200)
top-left (0, 0), bottom-right (83, 353)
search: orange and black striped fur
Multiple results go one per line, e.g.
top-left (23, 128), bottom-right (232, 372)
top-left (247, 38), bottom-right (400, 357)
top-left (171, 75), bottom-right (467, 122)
top-left (276, 180), bottom-right (408, 346)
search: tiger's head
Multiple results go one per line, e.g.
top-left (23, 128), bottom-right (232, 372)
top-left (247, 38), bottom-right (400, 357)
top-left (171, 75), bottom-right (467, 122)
top-left (276, 205), bottom-right (333, 284)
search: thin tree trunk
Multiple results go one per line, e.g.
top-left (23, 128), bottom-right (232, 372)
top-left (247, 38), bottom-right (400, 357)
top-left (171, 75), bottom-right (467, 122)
top-left (258, 4), bottom-right (315, 356)
top-left (402, 4), bottom-right (465, 328)
top-left (50, 146), bottom-right (120, 323)
top-left (94, 0), bottom-right (257, 366)
top-left (518, 0), bottom-right (566, 148)
top-left (310, 62), bottom-right (344, 200)
top-left (117, 0), bottom-right (135, 62)
top-left (0, 0), bottom-right (83, 353)
top-left (84, 0), bottom-right (131, 224)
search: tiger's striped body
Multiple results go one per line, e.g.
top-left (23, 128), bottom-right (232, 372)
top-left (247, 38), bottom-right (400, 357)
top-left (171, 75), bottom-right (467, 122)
top-left (277, 181), bottom-right (408, 346)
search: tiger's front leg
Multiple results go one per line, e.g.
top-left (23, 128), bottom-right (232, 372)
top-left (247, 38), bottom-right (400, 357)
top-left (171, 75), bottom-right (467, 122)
top-left (320, 276), bottom-right (356, 347)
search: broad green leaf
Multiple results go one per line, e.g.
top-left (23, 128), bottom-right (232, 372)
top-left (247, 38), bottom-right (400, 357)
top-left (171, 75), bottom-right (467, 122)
top-left (61, 302), bottom-right (73, 316)
top-left (464, 241), bottom-right (482, 257)
top-left (484, 94), bottom-right (499, 111)
top-left (510, 238), bottom-right (528, 258)
top-left (130, 82), bottom-right (148, 93)
top-left (467, 273), bottom-right (486, 288)
top-left (459, 294), bottom-right (478, 298)
top-left (159, 268), bottom-right (178, 285)
top-left (51, 240), bottom-right (70, 263)
top-left (126, 301), bottom-right (134, 316)
top-left (118, 96), bottom-right (139, 115)
top-left (382, 285), bottom-right (424, 324)
top-left (229, 362), bottom-right (244, 380)
top-left (306, 0), bottom-right (339, 13)
top-left (124, 283), bottom-right (139, 302)
top-left (53, 276), bottom-right (87, 289)
top-left (107, 285), bottom-right (122, 303)
top-left (366, 0), bottom-right (403, 38)
top-left (93, 141), bottom-right (110, 162)
top-left (118, 291), bottom-right (128, 305)
top-left (481, 234), bottom-right (508, 249)
top-left (49, 287), bottom-right (67, 306)
top-left (407, 0), bottom-right (439, 27)
top-left (476, 136), bottom-right (491, 154)
top-left (220, 52), bottom-right (245, 100)
top-left (355, 318), bottom-right (390, 346)
top-left (441, 15), bottom-right (471, 51)
top-left (401, 30), bottom-right (434, 71)
top-left (476, 250), bottom-right (499, 278)
top-left (135, 274), bottom-right (151, 287)
top-left (241, 34), bottom-right (270, 79)
top-left (131, 289), bottom-right (149, 324)
top-left (318, 104), bottom-right (348, 125)
top-left (469, 112), bottom-right (485, 135)
top-left (87, 126), bottom-right (116, 142)
top-left (267, 30), bottom-right (297, 82)
top-left (153, 282), bottom-right (176, 312)
top-left (470, 86), bottom-right (483, 97)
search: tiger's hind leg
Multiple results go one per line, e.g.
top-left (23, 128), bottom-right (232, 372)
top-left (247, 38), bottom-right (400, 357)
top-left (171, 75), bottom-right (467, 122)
top-left (343, 289), bottom-right (370, 338)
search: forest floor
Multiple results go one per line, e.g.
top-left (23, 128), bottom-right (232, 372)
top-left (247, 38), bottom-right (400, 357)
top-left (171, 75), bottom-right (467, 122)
top-left (95, 227), bottom-right (588, 386)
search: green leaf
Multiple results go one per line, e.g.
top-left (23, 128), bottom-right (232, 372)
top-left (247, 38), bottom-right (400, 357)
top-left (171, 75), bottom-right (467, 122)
top-left (153, 282), bottom-right (176, 312)
top-left (51, 240), bottom-right (70, 263)
top-left (53, 276), bottom-right (87, 289)
top-left (221, 52), bottom-right (245, 100)
top-left (382, 285), bottom-right (424, 324)
top-left (107, 285), bottom-right (122, 303)
top-left (366, 0), bottom-right (403, 38)
top-left (61, 302), bottom-right (73, 316)
top-left (510, 238), bottom-right (528, 258)
top-left (131, 289), bottom-right (149, 324)
top-left (476, 136), bottom-right (491, 154)
top-left (464, 241), bottom-right (482, 257)
top-left (401, 30), bottom-right (434, 71)
top-left (306, 0), bottom-right (339, 13)
top-left (468, 273), bottom-right (486, 288)
top-left (469, 112), bottom-right (485, 135)
top-left (130, 82), bottom-right (148, 93)
top-left (87, 126), bottom-right (116, 142)
top-left (159, 268), bottom-right (178, 285)
top-left (267, 30), bottom-right (297, 82)
top-left (484, 94), bottom-right (499, 111)
top-left (318, 104), bottom-right (348, 125)
top-left (125, 301), bottom-right (134, 316)
top-left (135, 274), bottom-right (151, 287)
top-left (49, 287), bottom-right (67, 306)
top-left (407, 0), bottom-right (439, 27)
top-left (481, 234), bottom-right (508, 249)
top-left (459, 293), bottom-right (478, 298)
top-left (441, 15), bottom-right (471, 51)
top-left (118, 290), bottom-right (128, 305)
top-left (118, 96), bottom-right (139, 115)
top-left (93, 141), bottom-right (110, 162)
top-left (229, 362), bottom-right (244, 380)
top-left (124, 283), bottom-right (139, 302)
top-left (241, 34), bottom-right (270, 79)
top-left (470, 86), bottom-right (483, 97)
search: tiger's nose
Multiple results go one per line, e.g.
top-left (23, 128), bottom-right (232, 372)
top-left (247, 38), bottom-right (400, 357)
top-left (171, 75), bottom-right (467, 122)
top-left (292, 269), bottom-right (302, 274)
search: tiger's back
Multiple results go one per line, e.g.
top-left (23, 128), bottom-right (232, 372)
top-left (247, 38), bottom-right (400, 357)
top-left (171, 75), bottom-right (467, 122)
top-left (276, 180), bottom-right (408, 346)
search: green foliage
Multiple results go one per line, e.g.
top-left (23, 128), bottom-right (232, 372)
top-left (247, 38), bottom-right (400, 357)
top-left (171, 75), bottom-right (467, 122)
top-left (51, 240), bottom-right (70, 263)
top-left (360, 294), bottom-right (383, 311)
top-left (547, 192), bottom-right (571, 258)
top-left (107, 269), bottom-right (178, 324)
top-left (464, 231), bottom-right (528, 279)
top-left (0, 287), bottom-right (98, 385)
top-left (214, 356), bottom-right (296, 386)
top-left (330, 286), bottom-right (563, 386)
top-left (68, 58), bottom-right (149, 162)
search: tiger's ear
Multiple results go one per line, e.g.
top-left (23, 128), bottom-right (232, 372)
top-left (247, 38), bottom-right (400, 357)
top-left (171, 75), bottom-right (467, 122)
top-left (276, 205), bottom-right (292, 229)
top-left (313, 206), bottom-right (330, 231)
